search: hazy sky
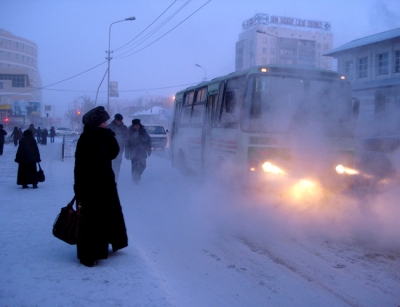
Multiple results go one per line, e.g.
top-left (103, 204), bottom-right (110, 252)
top-left (1, 0), bottom-right (399, 117)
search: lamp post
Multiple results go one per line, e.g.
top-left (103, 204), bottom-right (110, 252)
top-left (107, 16), bottom-right (135, 112)
top-left (195, 63), bottom-right (206, 82)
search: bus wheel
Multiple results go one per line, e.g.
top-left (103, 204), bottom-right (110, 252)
top-left (178, 150), bottom-right (190, 175)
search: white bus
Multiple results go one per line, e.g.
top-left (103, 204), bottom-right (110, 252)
top-left (170, 65), bottom-right (359, 194)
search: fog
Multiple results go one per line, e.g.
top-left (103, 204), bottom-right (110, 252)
top-left (1, 1), bottom-right (400, 305)
top-left (1, 0), bottom-right (399, 117)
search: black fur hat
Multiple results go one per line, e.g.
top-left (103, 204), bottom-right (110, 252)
top-left (132, 119), bottom-right (141, 126)
top-left (82, 106), bottom-right (110, 127)
top-left (114, 113), bottom-right (123, 121)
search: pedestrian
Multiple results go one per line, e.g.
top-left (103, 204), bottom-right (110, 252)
top-left (41, 128), bottom-right (48, 145)
top-left (125, 119), bottom-right (152, 184)
top-left (17, 128), bottom-right (23, 143)
top-left (74, 106), bottom-right (128, 267)
top-left (15, 129), bottom-right (41, 189)
top-left (36, 126), bottom-right (41, 144)
top-left (10, 127), bottom-right (19, 146)
top-left (0, 124), bottom-right (7, 155)
top-left (28, 124), bottom-right (36, 138)
top-left (108, 113), bottom-right (128, 181)
top-left (49, 126), bottom-right (56, 143)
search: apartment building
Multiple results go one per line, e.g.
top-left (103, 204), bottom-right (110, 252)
top-left (0, 28), bottom-right (42, 123)
top-left (325, 28), bottom-right (400, 138)
top-left (235, 13), bottom-right (333, 71)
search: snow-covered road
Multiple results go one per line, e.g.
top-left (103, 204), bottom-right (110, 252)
top-left (0, 137), bottom-right (399, 306)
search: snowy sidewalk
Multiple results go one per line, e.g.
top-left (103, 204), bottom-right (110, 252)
top-left (0, 139), bottom-right (172, 307)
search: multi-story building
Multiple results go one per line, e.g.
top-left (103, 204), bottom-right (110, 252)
top-left (325, 28), bottom-right (400, 139)
top-left (235, 13), bottom-right (333, 71)
top-left (0, 28), bottom-right (42, 125)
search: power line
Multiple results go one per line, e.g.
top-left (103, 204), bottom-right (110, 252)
top-left (1, 61), bottom-right (107, 97)
top-left (39, 82), bottom-right (198, 93)
top-left (114, 0), bottom-right (179, 53)
top-left (115, 0), bottom-right (191, 58)
top-left (7, 0), bottom-right (211, 97)
top-left (116, 0), bottom-right (212, 59)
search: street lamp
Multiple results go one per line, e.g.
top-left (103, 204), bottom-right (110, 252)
top-left (195, 63), bottom-right (206, 82)
top-left (107, 16), bottom-right (135, 112)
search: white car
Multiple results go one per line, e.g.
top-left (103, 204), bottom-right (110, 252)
top-left (145, 125), bottom-right (168, 150)
top-left (55, 127), bottom-right (80, 137)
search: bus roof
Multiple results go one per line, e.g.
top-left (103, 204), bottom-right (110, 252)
top-left (175, 65), bottom-right (345, 95)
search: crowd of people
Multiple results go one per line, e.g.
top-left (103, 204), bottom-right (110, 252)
top-left (1, 107), bottom-right (154, 267)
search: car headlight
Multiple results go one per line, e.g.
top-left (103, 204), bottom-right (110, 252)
top-left (262, 162), bottom-right (286, 175)
top-left (335, 164), bottom-right (359, 175)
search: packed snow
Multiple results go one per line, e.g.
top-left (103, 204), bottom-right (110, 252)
top-left (1, 136), bottom-right (400, 307)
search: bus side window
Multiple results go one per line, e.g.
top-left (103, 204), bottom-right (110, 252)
top-left (180, 91), bottom-right (194, 125)
top-left (221, 89), bottom-right (241, 125)
top-left (191, 88), bottom-right (207, 125)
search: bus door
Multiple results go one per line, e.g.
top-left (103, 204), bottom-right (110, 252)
top-left (210, 77), bottom-right (244, 169)
top-left (202, 87), bottom-right (219, 172)
top-left (189, 87), bottom-right (207, 170)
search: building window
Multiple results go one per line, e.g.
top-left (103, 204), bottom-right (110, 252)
top-left (344, 60), bottom-right (354, 79)
top-left (358, 57), bottom-right (368, 78)
top-left (394, 50), bottom-right (400, 73)
top-left (263, 38), bottom-right (267, 44)
top-left (377, 52), bottom-right (389, 75)
top-left (0, 82), bottom-right (3, 89)
top-left (0, 74), bottom-right (27, 87)
top-left (262, 58), bottom-right (267, 64)
top-left (262, 48), bottom-right (267, 54)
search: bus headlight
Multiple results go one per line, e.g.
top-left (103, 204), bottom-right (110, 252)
top-left (262, 162), bottom-right (285, 175)
top-left (335, 164), bottom-right (359, 175)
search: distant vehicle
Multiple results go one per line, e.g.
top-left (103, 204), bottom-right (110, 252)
top-left (55, 127), bottom-right (80, 137)
top-left (145, 125), bottom-right (168, 150)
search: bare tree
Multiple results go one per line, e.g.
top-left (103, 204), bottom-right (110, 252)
top-left (65, 96), bottom-right (96, 130)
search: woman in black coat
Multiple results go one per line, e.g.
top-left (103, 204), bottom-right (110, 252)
top-left (74, 106), bottom-right (128, 267)
top-left (15, 129), bottom-right (41, 189)
top-left (41, 128), bottom-right (48, 145)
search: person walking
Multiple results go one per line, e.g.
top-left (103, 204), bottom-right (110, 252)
top-left (49, 126), bottom-right (56, 143)
top-left (10, 127), bottom-right (20, 146)
top-left (28, 124), bottom-right (36, 138)
top-left (107, 113), bottom-right (127, 181)
top-left (15, 129), bottom-right (41, 188)
top-left (74, 106), bottom-right (128, 267)
top-left (36, 126), bottom-right (42, 144)
top-left (0, 124), bottom-right (7, 155)
top-left (125, 119), bottom-right (152, 184)
top-left (41, 128), bottom-right (48, 145)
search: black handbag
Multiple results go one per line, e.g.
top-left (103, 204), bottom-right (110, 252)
top-left (52, 196), bottom-right (80, 245)
top-left (37, 163), bottom-right (45, 182)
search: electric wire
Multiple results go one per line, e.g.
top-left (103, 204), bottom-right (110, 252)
top-left (5, 0), bottom-right (211, 97)
top-left (116, 0), bottom-right (211, 59)
top-left (114, 0), bottom-right (179, 53)
top-left (115, 0), bottom-right (191, 58)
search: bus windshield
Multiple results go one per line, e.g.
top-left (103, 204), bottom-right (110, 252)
top-left (242, 74), bottom-right (354, 137)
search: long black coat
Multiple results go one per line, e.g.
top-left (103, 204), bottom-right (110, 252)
top-left (15, 132), bottom-right (41, 185)
top-left (74, 126), bottom-right (128, 262)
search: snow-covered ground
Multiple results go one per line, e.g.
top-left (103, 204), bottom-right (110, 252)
top-left (1, 136), bottom-right (399, 307)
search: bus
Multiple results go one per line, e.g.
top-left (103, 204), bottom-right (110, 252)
top-left (170, 65), bottom-right (359, 195)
